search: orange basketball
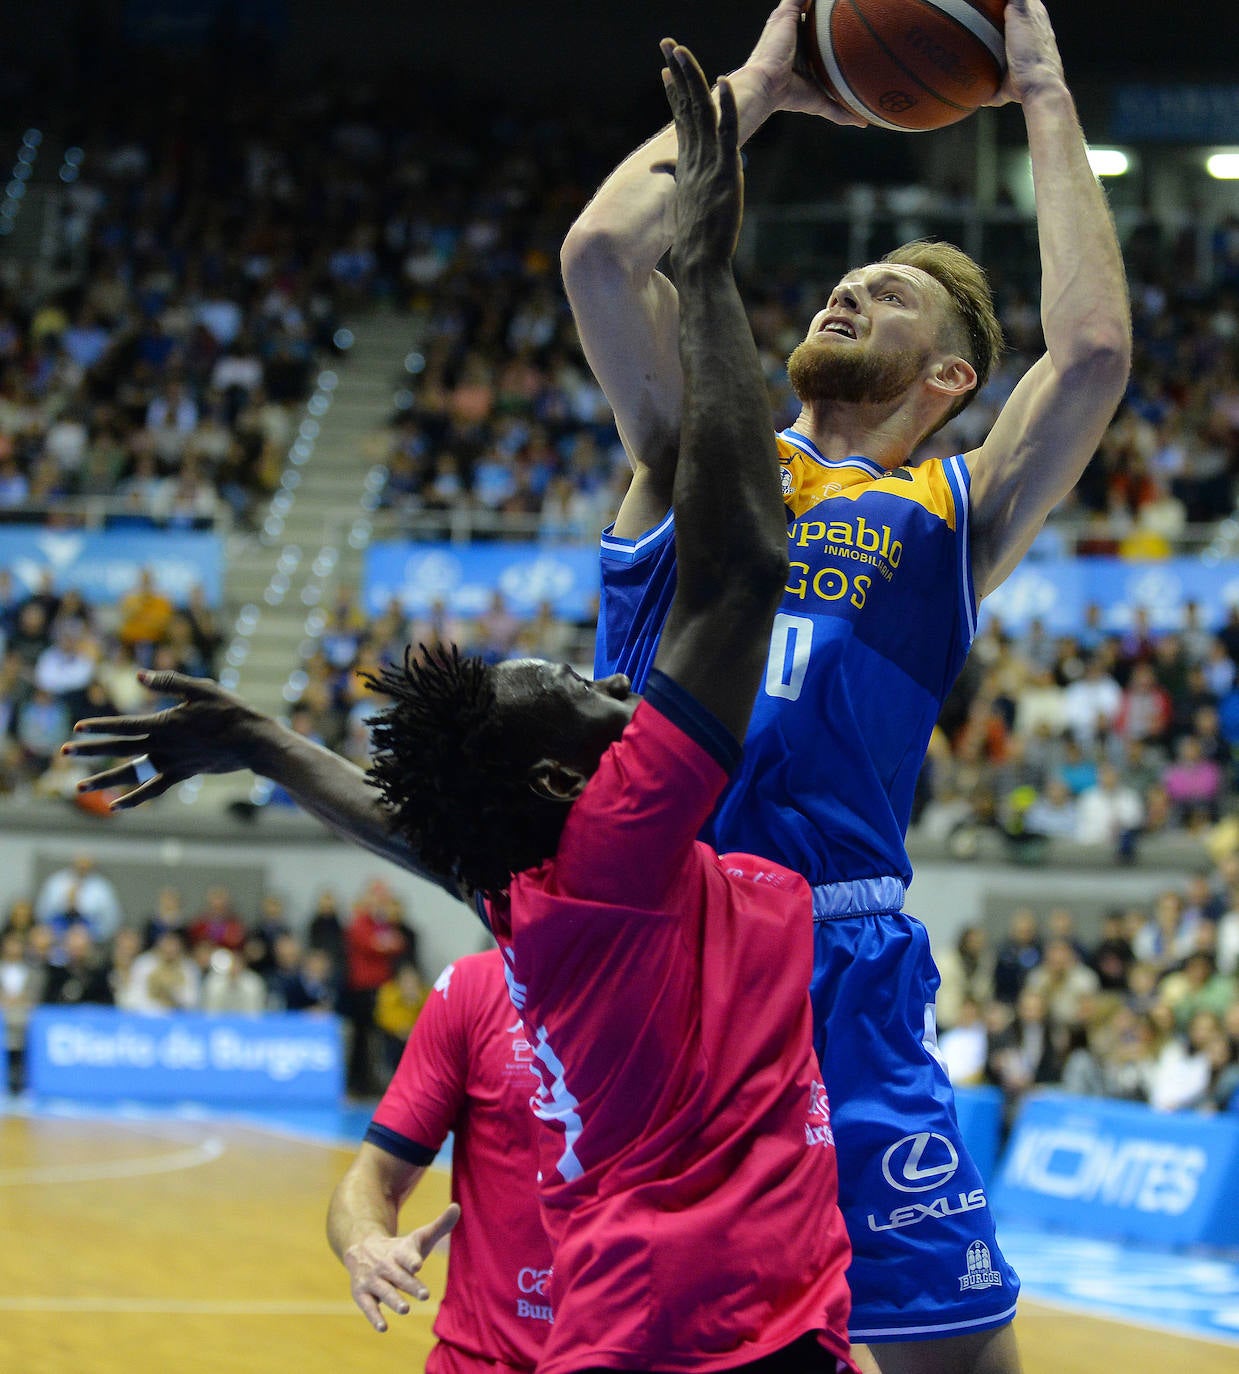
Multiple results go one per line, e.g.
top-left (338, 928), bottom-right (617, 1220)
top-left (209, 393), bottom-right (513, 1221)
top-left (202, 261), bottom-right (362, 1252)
top-left (799, 0), bottom-right (1007, 132)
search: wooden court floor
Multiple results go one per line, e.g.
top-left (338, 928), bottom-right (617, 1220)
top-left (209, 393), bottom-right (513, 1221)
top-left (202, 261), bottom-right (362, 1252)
top-left (1, 1112), bottom-right (1232, 1374)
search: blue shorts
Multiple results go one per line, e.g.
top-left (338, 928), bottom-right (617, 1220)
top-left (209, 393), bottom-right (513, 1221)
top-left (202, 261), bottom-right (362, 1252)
top-left (810, 879), bottom-right (1019, 1343)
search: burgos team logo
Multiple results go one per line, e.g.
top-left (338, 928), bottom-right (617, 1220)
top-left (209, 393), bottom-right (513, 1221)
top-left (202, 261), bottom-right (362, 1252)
top-left (882, 1132), bottom-right (960, 1194)
top-left (804, 1080), bottom-right (834, 1148)
top-left (958, 1239), bottom-right (1003, 1292)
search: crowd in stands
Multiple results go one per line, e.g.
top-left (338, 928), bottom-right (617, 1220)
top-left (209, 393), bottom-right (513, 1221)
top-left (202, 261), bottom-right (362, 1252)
top-left (3, 70), bottom-right (1239, 847)
top-left (0, 564), bottom-right (222, 793)
top-left (935, 867), bottom-right (1239, 1126)
top-left (4, 848), bottom-right (1236, 1125)
top-left (915, 598), bottom-right (1239, 858)
top-left (0, 856), bottom-right (433, 1098)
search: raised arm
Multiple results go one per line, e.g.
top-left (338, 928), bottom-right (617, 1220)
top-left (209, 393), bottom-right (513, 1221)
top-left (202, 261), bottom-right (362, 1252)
top-left (651, 46), bottom-right (788, 744)
top-left (63, 671), bottom-right (464, 899)
top-left (561, 0), bottom-right (862, 538)
top-left (966, 0), bottom-right (1132, 597)
top-left (327, 1144), bottom-right (459, 1334)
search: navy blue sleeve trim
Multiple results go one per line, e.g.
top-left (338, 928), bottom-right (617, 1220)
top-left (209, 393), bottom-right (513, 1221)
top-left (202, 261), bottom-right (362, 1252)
top-left (644, 669), bottom-right (742, 775)
top-left (364, 1122), bottom-right (437, 1167)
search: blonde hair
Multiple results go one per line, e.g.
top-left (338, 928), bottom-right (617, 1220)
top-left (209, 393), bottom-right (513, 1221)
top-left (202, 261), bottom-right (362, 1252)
top-left (882, 239), bottom-right (1004, 425)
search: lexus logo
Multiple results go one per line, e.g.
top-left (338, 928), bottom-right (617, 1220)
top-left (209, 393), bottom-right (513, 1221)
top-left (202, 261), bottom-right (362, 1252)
top-left (881, 1132), bottom-right (959, 1194)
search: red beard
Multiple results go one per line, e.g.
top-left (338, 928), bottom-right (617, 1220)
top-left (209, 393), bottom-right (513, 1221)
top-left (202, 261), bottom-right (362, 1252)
top-left (787, 339), bottom-right (929, 406)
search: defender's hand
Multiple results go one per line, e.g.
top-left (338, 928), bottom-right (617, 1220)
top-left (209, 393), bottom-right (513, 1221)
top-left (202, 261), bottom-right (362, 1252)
top-left (343, 1204), bottom-right (461, 1334)
top-left (62, 670), bottom-right (271, 810)
top-left (657, 42), bottom-right (744, 272)
top-left (984, 0), bottom-right (1066, 107)
top-left (742, 0), bottom-right (867, 126)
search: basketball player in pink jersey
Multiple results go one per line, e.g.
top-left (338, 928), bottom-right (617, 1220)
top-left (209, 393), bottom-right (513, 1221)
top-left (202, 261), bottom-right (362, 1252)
top-left (327, 949), bottom-right (553, 1373)
top-left (68, 41), bottom-right (859, 1374)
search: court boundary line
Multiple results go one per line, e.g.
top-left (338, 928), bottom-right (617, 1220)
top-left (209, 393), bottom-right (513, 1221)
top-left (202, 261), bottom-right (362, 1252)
top-left (0, 1295), bottom-right (439, 1318)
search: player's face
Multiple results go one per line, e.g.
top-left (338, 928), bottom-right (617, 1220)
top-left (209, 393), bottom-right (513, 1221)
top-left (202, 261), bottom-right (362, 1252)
top-left (494, 658), bottom-right (637, 775)
top-left (788, 264), bottom-right (946, 406)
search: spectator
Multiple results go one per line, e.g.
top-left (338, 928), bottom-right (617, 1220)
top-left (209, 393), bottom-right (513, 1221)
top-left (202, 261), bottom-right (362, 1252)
top-left (124, 931), bottom-right (200, 1013)
top-left (987, 988), bottom-right (1063, 1121)
top-left (1091, 910), bottom-right (1136, 990)
top-left (343, 881), bottom-right (410, 1096)
top-left (1062, 656), bottom-right (1122, 746)
top-left (938, 995), bottom-right (988, 1085)
top-left (306, 888), bottom-right (347, 970)
top-left (1158, 951), bottom-right (1236, 1028)
top-left (373, 960), bottom-right (428, 1080)
top-left (42, 924), bottom-right (113, 1006)
top-left (0, 928), bottom-right (42, 1092)
top-left (1075, 762), bottom-right (1144, 853)
top-left (35, 853), bottom-right (123, 942)
top-left (1058, 1023), bottom-right (1106, 1096)
top-left (187, 886), bottom-right (248, 951)
top-left (1023, 776), bottom-right (1078, 839)
top-left (1133, 890), bottom-right (1196, 970)
top-left (201, 947), bottom-right (267, 1015)
top-left (1025, 938), bottom-right (1101, 1028)
top-left (934, 926), bottom-right (995, 1030)
top-left (993, 907), bottom-right (1042, 1004)
top-left (1162, 735), bottom-right (1224, 826)
top-left (116, 569), bottom-right (174, 659)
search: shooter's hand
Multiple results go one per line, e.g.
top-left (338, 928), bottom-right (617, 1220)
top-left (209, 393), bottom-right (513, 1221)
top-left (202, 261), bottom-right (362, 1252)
top-left (984, 0), bottom-right (1066, 107)
top-left (742, 0), bottom-right (867, 125)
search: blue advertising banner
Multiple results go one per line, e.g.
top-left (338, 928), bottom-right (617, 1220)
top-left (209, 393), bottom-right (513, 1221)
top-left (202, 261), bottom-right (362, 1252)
top-left (953, 1085), bottom-right (1004, 1184)
top-left (0, 529), bottom-right (222, 605)
top-left (1112, 84), bottom-right (1239, 142)
top-left (980, 557), bottom-right (1239, 637)
top-left (992, 1092), bottom-right (1239, 1248)
top-left (364, 540), bottom-right (599, 619)
top-left (27, 1006), bottom-right (343, 1105)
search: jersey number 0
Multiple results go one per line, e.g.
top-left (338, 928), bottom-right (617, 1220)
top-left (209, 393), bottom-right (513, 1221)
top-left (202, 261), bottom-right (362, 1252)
top-left (764, 613), bottom-right (814, 702)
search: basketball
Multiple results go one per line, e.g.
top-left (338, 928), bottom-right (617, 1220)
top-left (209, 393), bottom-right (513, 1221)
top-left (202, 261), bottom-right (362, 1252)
top-left (798, 0), bottom-right (1007, 132)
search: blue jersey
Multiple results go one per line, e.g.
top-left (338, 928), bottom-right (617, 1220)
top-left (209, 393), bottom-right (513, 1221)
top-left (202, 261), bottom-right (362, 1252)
top-left (595, 428), bottom-right (977, 887)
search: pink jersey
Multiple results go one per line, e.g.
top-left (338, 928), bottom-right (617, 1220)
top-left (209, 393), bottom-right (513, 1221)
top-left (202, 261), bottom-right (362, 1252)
top-left (487, 675), bottom-right (853, 1374)
top-left (367, 950), bottom-right (551, 1372)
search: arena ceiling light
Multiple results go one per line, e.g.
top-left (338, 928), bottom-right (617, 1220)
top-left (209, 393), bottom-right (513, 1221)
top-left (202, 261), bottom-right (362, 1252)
top-left (1086, 148), bottom-right (1130, 178)
top-left (1206, 151), bottom-right (1239, 179)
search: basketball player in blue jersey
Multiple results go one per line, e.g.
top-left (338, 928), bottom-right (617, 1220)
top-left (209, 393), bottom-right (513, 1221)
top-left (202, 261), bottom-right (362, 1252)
top-left (561, 2), bottom-right (1130, 1372)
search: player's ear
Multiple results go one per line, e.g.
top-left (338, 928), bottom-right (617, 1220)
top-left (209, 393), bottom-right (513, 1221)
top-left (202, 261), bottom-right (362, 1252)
top-left (926, 354), bottom-right (977, 403)
top-left (527, 759), bottom-right (588, 803)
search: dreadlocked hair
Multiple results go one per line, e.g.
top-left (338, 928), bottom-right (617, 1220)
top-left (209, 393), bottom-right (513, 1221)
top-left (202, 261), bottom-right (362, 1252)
top-left (364, 644), bottom-right (568, 896)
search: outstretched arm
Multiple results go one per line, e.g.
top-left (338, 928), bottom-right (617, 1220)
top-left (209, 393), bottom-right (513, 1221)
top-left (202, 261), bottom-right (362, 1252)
top-left (562, 0), bottom-right (863, 539)
top-left (327, 1145), bottom-right (460, 1334)
top-left (967, 0), bottom-right (1131, 596)
top-left (63, 671), bottom-right (464, 899)
top-left (651, 46), bottom-right (788, 744)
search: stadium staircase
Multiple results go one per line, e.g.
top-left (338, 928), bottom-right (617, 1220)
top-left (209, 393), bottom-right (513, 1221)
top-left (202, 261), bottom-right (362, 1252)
top-left (191, 309), bottom-right (416, 809)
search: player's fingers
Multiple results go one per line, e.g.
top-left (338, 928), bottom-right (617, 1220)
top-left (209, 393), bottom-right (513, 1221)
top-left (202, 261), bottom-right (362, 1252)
top-left (352, 1290), bottom-right (389, 1333)
top-left (659, 38), bottom-right (689, 126)
top-left (62, 736), bottom-right (149, 759)
top-left (135, 668), bottom-right (217, 700)
top-left (419, 1202), bottom-right (461, 1254)
top-left (672, 44), bottom-right (715, 144)
top-left (379, 1258), bottom-right (429, 1297)
top-left (109, 773), bottom-right (176, 812)
top-left (73, 714), bottom-right (165, 737)
top-left (717, 76), bottom-right (739, 160)
top-left (371, 1279), bottom-right (411, 1318)
top-left (72, 760), bottom-right (144, 793)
